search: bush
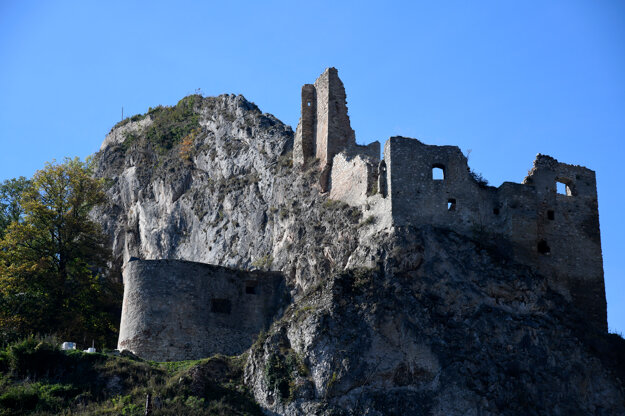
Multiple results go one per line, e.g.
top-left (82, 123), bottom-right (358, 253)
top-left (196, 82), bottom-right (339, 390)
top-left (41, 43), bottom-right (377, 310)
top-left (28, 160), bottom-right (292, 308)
top-left (469, 170), bottom-right (489, 188)
top-left (5, 337), bottom-right (61, 377)
top-left (145, 95), bottom-right (202, 154)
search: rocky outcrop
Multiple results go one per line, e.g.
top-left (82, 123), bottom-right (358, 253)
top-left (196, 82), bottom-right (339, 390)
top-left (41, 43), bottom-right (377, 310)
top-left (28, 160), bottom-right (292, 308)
top-left (93, 90), bottom-right (624, 415)
top-left (245, 227), bottom-right (625, 415)
top-left (93, 94), bottom-right (376, 292)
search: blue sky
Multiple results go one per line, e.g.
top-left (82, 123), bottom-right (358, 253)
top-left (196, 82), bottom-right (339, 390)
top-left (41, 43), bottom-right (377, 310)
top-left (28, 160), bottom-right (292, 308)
top-left (1, 0), bottom-right (624, 332)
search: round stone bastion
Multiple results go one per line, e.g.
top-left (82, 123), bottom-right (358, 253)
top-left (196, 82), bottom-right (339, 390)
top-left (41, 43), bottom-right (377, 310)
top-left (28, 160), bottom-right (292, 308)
top-left (118, 258), bottom-right (287, 361)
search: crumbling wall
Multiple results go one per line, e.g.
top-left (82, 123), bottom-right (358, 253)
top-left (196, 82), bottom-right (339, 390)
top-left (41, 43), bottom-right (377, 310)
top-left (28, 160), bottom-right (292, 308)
top-left (293, 84), bottom-right (316, 166)
top-left (118, 259), bottom-right (287, 361)
top-left (381, 136), bottom-right (606, 329)
top-left (385, 137), bottom-right (495, 232)
top-left (329, 152), bottom-right (376, 206)
top-left (294, 68), bottom-right (361, 169)
top-left (317, 68), bottom-right (356, 167)
top-left (523, 155), bottom-right (606, 329)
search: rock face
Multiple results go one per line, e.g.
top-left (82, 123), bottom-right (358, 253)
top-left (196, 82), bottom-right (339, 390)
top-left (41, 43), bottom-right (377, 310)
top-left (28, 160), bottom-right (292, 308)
top-left (245, 227), bottom-right (625, 415)
top-left (94, 93), bottom-right (367, 293)
top-left (93, 69), bottom-right (624, 415)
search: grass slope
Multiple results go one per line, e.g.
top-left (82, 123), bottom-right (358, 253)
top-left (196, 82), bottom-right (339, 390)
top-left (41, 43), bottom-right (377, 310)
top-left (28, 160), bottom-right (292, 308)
top-left (0, 337), bottom-right (262, 415)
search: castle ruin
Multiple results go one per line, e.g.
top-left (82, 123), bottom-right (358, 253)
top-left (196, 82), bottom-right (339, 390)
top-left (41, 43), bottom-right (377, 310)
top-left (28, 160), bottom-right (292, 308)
top-left (117, 68), bottom-right (607, 361)
top-left (294, 67), bottom-right (606, 330)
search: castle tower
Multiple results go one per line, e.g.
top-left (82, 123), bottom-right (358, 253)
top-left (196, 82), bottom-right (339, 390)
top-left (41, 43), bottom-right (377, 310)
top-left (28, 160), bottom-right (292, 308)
top-left (294, 68), bottom-right (356, 169)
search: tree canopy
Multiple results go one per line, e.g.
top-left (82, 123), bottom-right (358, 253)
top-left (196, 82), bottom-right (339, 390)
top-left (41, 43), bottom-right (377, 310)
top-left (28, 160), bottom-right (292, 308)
top-left (0, 158), bottom-right (119, 347)
top-left (0, 176), bottom-right (31, 238)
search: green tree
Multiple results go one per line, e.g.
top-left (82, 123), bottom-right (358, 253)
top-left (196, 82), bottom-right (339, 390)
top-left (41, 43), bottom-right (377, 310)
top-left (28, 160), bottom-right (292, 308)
top-left (0, 177), bottom-right (31, 238)
top-left (0, 158), bottom-right (119, 346)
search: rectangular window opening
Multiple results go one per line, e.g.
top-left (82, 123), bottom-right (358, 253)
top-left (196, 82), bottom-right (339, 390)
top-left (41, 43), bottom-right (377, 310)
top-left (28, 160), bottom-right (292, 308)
top-left (245, 284), bottom-right (257, 294)
top-left (556, 180), bottom-right (574, 196)
top-left (211, 298), bottom-right (232, 314)
top-left (493, 208), bottom-right (500, 215)
top-left (547, 210), bottom-right (555, 220)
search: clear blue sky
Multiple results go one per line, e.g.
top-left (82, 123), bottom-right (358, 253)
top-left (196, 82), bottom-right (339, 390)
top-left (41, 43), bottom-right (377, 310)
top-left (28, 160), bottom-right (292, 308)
top-left (1, 0), bottom-right (624, 332)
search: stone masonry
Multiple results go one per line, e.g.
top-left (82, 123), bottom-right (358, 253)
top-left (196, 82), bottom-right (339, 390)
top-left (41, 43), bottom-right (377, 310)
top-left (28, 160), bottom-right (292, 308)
top-left (293, 68), bottom-right (607, 331)
top-left (118, 259), bottom-right (287, 361)
top-left (294, 68), bottom-right (379, 191)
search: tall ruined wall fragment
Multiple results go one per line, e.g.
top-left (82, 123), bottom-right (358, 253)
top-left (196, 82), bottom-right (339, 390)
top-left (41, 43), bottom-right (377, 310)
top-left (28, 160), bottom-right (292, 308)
top-left (118, 259), bottom-right (287, 361)
top-left (293, 68), bottom-right (357, 168)
top-left (523, 155), bottom-right (606, 329)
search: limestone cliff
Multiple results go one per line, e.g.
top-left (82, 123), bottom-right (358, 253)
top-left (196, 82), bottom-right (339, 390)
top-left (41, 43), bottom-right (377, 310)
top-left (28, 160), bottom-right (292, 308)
top-left (93, 94), bottom-right (373, 292)
top-left (93, 82), bottom-right (624, 415)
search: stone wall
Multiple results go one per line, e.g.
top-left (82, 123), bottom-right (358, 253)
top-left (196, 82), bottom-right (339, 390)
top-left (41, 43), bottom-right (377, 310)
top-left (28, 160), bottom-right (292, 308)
top-left (329, 152), bottom-right (376, 206)
top-left (524, 155), bottom-right (606, 328)
top-left (378, 136), bottom-right (606, 330)
top-left (118, 259), bottom-right (287, 361)
top-left (293, 84), bottom-right (316, 166)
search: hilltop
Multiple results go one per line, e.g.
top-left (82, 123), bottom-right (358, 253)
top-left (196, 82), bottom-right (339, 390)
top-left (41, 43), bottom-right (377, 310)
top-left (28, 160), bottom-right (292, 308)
top-left (85, 69), bottom-right (625, 415)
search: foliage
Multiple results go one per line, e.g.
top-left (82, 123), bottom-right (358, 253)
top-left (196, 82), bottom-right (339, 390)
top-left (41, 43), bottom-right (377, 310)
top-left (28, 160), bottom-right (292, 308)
top-left (0, 177), bottom-right (31, 238)
top-left (110, 113), bottom-right (147, 132)
top-left (469, 169), bottom-right (489, 188)
top-left (251, 254), bottom-right (273, 270)
top-left (179, 128), bottom-right (201, 162)
top-left (122, 95), bottom-right (202, 155)
top-left (0, 337), bottom-right (263, 415)
top-left (264, 348), bottom-right (308, 402)
top-left (0, 158), bottom-right (119, 346)
top-left (358, 215), bottom-right (376, 228)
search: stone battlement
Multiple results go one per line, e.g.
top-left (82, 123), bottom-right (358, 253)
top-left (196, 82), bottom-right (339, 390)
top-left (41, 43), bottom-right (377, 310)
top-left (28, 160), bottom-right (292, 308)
top-left (293, 68), bottom-right (606, 330)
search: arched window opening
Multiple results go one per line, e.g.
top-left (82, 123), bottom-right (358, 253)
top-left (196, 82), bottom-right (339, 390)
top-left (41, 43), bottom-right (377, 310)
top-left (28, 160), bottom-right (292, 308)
top-left (432, 164), bottom-right (445, 180)
top-left (537, 240), bottom-right (551, 255)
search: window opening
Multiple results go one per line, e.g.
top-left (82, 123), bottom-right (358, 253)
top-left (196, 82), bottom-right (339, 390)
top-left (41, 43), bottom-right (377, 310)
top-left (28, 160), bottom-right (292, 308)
top-left (245, 284), bottom-right (257, 294)
top-left (447, 198), bottom-right (456, 211)
top-left (432, 164), bottom-right (445, 180)
top-left (211, 298), bottom-right (232, 314)
top-left (306, 101), bottom-right (311, 107)
top-left (547, 210), bottom-right (555, 220)
top-left (556, 179), bottom-right (574, 196)
top-left (493, 208), bottom-right (500, 215)
top-left (537, 240), bottom-right (550, 255)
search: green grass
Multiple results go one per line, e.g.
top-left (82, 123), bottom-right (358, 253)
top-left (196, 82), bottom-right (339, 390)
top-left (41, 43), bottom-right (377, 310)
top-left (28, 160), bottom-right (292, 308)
top-left (0, 337), bottom-right (262, 415)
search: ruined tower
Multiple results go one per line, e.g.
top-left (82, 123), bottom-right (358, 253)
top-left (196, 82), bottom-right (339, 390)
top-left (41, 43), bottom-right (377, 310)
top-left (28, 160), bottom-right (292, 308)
top-left (294, 68), bottom-right (380, 192)
top-left (293, 68), bottom-right (356, 168)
